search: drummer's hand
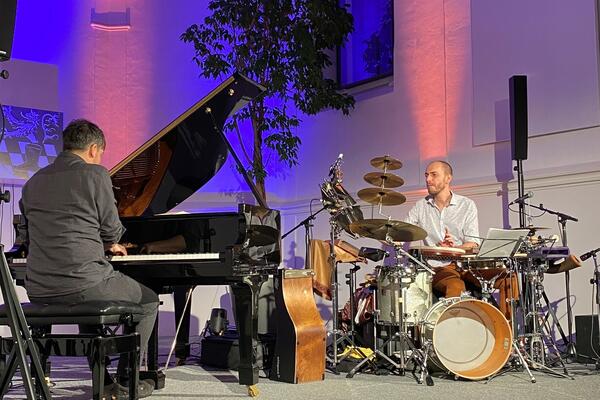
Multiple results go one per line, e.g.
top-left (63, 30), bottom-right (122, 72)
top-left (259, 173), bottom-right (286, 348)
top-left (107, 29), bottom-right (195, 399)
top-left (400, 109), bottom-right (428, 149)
top-left (438, 228), bottom-right (455, 247)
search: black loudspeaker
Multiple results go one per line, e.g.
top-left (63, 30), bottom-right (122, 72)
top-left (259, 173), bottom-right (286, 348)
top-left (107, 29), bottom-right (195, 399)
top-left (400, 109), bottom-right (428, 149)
top-left (0, 0), bottom-right (17, 62)
top-left (509, 75), bottom-right (528, 161)
top-left (575, 315), bottom-right (600, 363)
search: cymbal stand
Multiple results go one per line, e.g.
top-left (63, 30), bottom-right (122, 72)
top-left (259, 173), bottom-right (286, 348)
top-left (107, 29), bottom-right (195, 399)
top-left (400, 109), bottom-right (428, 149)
top-left (487, 258), bottom-right (535, 383)
top-left (326, 217), bottom-right (374, 372)
top-left (348, 236), bottom-right (435, 386)
top-left (346, 261), bottom-right (433, 385)
top-left (519, 256), bottom-right (572, 378)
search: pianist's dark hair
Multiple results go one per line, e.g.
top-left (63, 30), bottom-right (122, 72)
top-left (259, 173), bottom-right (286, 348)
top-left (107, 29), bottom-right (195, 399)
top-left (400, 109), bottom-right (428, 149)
top-left (62, 119), bottom-right (106, 151)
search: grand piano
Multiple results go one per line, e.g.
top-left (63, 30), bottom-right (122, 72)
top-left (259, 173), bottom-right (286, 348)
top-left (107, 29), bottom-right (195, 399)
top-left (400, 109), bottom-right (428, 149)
top-left (7, 73), bottom-right (281, 395)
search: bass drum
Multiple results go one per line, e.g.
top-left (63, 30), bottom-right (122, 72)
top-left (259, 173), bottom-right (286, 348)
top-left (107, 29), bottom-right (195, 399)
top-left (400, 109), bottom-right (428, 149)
top-left (419, 297), bottom-right (512, 380)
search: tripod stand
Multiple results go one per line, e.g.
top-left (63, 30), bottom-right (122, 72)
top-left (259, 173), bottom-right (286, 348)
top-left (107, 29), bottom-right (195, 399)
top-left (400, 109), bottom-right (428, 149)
top-left (346, 245), bottom-right (433, 384)
top-left (518, 256), bottom-right (572, 379)
top-left (325, 218), bottom-right (374, 372)
top-left (526, 202), bottom-right (579, 359)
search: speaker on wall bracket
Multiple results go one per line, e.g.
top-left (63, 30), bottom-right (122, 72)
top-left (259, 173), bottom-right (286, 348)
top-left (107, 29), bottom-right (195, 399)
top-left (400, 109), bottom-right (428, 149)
top-left (509, 75), bottom-right (528, 161)
top-left (0, 0), bottom-right (17, 62)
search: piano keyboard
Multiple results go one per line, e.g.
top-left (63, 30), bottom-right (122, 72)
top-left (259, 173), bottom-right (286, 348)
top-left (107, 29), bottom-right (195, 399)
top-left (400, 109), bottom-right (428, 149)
top-left (109, 253), bottom-right (220, 262)
top-left (7, 253), bottom-right (221, 265)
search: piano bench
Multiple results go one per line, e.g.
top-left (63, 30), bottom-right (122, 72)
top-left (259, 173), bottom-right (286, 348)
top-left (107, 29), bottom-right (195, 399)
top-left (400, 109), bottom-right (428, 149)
top-left (0, 300), bottom-right (144, 400)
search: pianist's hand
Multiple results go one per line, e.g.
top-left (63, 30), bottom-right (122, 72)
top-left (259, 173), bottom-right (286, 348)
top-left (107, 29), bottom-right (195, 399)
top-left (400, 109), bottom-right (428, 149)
top-left (105, 243), bottom-right (128, 256)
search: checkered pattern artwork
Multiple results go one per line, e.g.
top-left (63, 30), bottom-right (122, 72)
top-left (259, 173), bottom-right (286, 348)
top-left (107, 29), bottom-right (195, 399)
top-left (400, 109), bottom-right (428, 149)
top-left (0, 105), bottom-right (63, 180)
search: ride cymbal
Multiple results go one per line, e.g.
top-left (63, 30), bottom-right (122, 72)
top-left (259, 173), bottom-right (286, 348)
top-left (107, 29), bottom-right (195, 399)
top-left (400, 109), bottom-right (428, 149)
top-left (350, 219), bottom-right (427, 242)
top-left (357, 188), bottom-right (406, 206)
top-left (370, 155), bottom-right (402, 170)
top-left (363, 172), bottom-right (405, 188)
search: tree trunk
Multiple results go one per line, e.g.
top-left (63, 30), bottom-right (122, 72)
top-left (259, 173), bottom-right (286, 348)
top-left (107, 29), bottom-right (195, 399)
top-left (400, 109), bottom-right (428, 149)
top-left (252, 115), bottom-right (267, 203)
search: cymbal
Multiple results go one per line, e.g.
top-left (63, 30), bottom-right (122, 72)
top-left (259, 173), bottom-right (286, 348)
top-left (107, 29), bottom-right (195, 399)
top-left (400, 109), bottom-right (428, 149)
top-left (370, 155), bottom-right (402, 170)
top-left (511, 226), bottom-right (550, 231)
top-left (246, 225), bottom-right (279, 246)
top-left (350, 219), bottom-right (427, 242)
top-left (357, 188), bottom-right (406, 206)
top-left (363, 172), bottom-right (404, 188)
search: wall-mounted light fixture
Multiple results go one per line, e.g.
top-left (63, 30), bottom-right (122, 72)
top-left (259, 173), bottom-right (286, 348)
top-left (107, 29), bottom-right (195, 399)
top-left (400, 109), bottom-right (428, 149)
top-left (90, 7), bottom-right (131, 32)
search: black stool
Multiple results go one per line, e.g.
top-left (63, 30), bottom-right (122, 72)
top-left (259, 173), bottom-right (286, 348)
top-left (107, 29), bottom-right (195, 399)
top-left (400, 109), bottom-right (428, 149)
top-left (0, 300), bottom-right (144, 400)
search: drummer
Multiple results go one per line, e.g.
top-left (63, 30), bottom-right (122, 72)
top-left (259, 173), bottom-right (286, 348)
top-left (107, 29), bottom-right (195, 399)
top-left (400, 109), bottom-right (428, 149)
top-left (405, 160), bottom-right (480, 297)
top-left (405, 160), bottom-right (517, 319)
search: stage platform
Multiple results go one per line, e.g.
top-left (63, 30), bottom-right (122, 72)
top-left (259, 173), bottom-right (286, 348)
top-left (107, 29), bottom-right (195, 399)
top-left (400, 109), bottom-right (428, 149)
top-left (3, 336), bottom-right (599, 399)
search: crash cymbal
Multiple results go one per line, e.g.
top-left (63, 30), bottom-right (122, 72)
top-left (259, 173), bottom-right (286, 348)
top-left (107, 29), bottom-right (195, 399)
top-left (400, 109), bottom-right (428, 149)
top-left (357, 188), bottom-right (406, 206)
top-left (370, 155), bottom-right (402, 170)
top-left (363, 172), bottom-right (405, 188)
top-left (350, 219), bottom-right (427, 242)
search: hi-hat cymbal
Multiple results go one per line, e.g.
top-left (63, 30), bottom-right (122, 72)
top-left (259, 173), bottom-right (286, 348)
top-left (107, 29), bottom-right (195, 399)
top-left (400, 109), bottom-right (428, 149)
top-left (363, 172), bottom-right (405, 188)
top-left (370, 155), bottom-right (402, 170)
top-left (357, 188), bottom-right (406, 206)
top-left (350, 219), bottom-right (427, 242)
top-left (246, 225), bottom-right (279, 246)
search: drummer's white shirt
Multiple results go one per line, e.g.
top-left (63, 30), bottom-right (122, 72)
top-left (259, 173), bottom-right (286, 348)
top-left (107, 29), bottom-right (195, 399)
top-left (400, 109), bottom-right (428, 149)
top-left (405, 192), bottom-right (481, 247)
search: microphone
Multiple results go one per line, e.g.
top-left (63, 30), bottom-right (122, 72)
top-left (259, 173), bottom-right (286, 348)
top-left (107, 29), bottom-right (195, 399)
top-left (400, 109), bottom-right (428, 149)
top-left (509, 191), bottom-right (533, 206)
top-left (580, 248), bottom-right (600, 261)
top-left (328, 153), bottom-right (344, 177)
top-left (358, 247), bottom-right (388, 262)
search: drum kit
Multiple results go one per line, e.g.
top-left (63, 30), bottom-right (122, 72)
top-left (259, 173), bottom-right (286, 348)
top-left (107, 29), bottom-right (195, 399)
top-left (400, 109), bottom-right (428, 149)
top-left (320, 154), bottom-right (579, 385)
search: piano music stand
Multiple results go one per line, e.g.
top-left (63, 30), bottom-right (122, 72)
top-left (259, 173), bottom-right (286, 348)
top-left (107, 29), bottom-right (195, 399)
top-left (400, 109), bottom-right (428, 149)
top-left (0, 246), bottom-right (51, 400)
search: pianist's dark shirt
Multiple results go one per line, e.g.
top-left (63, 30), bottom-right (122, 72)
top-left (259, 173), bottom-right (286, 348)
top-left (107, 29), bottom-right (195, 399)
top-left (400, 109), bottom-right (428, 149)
top-left (19, 151), bottom-right (125, 298)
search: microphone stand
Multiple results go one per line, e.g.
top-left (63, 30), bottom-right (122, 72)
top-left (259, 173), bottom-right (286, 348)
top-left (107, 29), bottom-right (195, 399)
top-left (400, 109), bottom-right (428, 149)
top-left (525, 202), bottom-right (579, 360)
top-left (513, 160), bottom-right (526, 228)
top-left (281, 206), bottom-right (326, 240)
top-left (281, 205), bottom-right (327, 267)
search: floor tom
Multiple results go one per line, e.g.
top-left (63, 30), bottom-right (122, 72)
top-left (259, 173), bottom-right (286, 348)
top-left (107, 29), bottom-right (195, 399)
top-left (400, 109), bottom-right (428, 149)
top-left (377, 266), bottom-right (432, 326)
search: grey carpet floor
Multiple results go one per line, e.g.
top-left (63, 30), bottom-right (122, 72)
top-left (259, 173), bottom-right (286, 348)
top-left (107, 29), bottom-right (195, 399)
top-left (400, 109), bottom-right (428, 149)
top-left (3, 337), bottom-right (600, 399)
top-left (4, 359), bottom-right (599, 399)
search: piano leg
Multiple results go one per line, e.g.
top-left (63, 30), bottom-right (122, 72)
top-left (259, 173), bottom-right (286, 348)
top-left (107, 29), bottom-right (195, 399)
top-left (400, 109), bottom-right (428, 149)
top-left (230, 274), bottom-right (266, 396)
top-left (174, 286), bottom-right (193, 362)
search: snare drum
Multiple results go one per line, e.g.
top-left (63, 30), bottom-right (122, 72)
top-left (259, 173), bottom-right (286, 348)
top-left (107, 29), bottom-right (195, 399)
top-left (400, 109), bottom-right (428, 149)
top-left (419, 297), bottom-right (512, 380)
top-left (377, 266), bottom-right (432, 326)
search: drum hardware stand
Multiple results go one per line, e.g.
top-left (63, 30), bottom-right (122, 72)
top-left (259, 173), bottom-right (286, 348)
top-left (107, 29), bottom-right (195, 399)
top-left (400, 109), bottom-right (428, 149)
top-left (486, 272), bottom-right (536, 384)
top-left (325, 218), bottom-right (373, 372)
top-left (519, 257), bottom-right (572, 378)
top-left (527, 202), bottom-right (579, 360)
top-left (583, 249), bottom-right (600, 368)
top-left (345, 269), bottom-right (433, 385)
top-left (346, 236), bottom-right (434, 384)
top-left (471, 258), bottom-right (536, 384)
top-left (344, 263), bottom-right (362, 345)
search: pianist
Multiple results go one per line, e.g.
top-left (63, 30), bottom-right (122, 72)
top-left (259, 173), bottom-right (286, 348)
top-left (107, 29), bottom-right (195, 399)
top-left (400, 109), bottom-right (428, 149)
top-left (18, 119), bottom-right (158, 399)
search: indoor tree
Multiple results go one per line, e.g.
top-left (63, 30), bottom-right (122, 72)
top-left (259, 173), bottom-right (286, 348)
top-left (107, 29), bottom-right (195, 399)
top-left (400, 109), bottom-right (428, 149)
top-left (181, 0), bottom-right (355, 202)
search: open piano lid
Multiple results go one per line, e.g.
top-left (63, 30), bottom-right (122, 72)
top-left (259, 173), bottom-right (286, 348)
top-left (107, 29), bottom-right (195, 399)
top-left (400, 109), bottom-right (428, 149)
top-left (110, 73), bottom-right (266, 217)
